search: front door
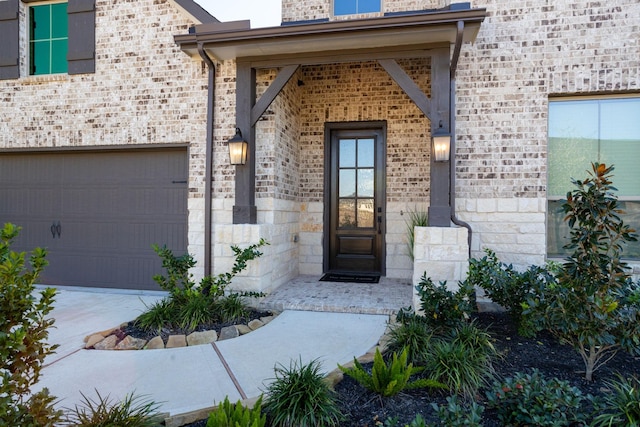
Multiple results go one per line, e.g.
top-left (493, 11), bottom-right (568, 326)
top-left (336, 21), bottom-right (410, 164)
top-left (325, 123), bottom-right (386, 274)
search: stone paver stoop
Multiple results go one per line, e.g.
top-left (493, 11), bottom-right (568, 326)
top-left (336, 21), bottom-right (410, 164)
top-left (83, 314), bottom-right (278, 351)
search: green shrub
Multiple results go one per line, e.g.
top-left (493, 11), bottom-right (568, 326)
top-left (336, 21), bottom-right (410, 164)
top-left (386, 316), bottom-right (433, 365)
top-left (135, 239), bottom-right (268, 332)
top-left (591, 374), bottom-right (640, 427)
top-left (0, 223), bottom-right (62, 426)
top-left (522, 163), bottom-right (640, 381)
top-left (485, 370), bottom-right (587, 426)
top-left (422, 321), bottom-right (496, 400)
top-left (339, 348), bottom-right (446, 397)
top-left (414, 273), bottom-right (475, 328)
top-left (431, 395), bottom-right (485, 427)
top-left (405, 208), bottom-right (428, 261)
top-left (264, 358), bottom-right (343, 427)
top-left (62, 390), bottom-right (163, 427)
top-left (206, 396), bottom-right (266, 427)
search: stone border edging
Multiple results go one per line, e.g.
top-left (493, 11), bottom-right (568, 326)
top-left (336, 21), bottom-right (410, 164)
top-left (161, 314), bottom-right (397, 427)
top-left (83, 314), bottom-right (279, 351)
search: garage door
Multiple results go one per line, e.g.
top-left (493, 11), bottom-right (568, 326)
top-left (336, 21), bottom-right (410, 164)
top-left (0, 148), bottom-right (188, 290)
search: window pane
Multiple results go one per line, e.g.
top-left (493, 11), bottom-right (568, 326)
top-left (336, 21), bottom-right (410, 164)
top-left (358, 199), bottom-right (375, 228)
top-left (339, 139), bottom-right (356, 167)
top-left (334, 0), bottom-right (357, 15)
top-left (339, 199), bottom-right (356, 228)
top-left (51, 3), bottom-right (68, 39)
top-left (358, 0), bottom-right (381, 13)
top-left (600, 99), bottom-right (640, 197)
top-left (51, 39), bottom-right (68, 74)
top-left (357, 138), bottom-right (374, 167)
top-left (548, 101), bottom-right (599, 197)
top-left (31, 6), bottom-right (51, 41)
top-left (357, 168), bottom-right (374, 197)
top-left (31, 40), bottom-right (51, 75)
top-left (339, 169), bottom-right (355, 197)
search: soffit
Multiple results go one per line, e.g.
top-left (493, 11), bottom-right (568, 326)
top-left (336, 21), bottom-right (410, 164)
top-left (175, 8), bottom-right (487, 64)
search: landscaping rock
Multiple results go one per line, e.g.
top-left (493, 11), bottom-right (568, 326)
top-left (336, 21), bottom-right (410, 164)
top-left (115, 335), bottom-right (147, 350)
top-left (83, 327), bottom-right (116, 343)
top-left (93, 334), bottom-right (118, 350)
top-left (236, 324), bottom-right (252, 335)
top-left (260, 315), bottom-right (275, 324)
top-left (186, 330), bottom-right (217, 346)
top-left (145, 336), bottom-right (165, 350)
top-left (219, 325), bottom-right (239, 341)
top-left (248, 319), bottom-right (264, 331)
top-left (166, 335), bottom-right (187, 348)
top-left (85, 333), bottom-right (106, 349)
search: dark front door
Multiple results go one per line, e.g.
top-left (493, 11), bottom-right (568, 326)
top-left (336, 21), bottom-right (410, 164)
top-left (325, 123), bottom-right (386, 274)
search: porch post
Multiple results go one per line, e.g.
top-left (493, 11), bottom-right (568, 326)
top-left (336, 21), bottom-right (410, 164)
top-left (428, 49), bottom-right (452, 227)
top-left (233, 61), bottom-right (257, 224)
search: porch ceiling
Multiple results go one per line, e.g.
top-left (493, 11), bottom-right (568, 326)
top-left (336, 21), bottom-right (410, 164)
top-left (175, 8), bottom-right (487, 64)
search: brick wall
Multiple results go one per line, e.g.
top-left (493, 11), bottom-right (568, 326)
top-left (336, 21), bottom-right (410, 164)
top-left (281, 0), bottom-right (450, 22)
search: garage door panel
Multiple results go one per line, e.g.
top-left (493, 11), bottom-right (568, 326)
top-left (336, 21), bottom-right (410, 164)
top-left (0, 149), bottom-right (187, 290)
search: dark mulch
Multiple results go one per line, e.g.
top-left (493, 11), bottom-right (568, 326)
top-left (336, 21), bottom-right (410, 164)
top-left (121, 309), bottom-right (273, 345)
top-left (181, 311), bottom-right (640, 427)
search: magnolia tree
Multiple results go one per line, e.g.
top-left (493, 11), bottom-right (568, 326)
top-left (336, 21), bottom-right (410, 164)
top-left (523, 163), bottom-right (640, 381)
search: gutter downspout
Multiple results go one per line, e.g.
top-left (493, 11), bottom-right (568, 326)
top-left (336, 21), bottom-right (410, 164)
top-left (449, 20), bottom-right (472, 257)
top-left (197, 42), bottom-right (215, 277)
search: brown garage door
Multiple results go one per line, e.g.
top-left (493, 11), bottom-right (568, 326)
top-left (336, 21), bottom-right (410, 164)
top-left (0, 148), bottom-right (188, 290)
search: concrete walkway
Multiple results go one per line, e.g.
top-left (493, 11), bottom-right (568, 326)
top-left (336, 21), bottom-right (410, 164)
top-left (32, 286), bottom-right (389, 421)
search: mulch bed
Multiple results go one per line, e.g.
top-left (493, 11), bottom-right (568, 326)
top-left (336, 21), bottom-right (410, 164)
top-left (182, 311), bottom-right (640, 426)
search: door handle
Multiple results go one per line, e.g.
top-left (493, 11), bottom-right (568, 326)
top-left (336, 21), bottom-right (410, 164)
top-left (51, 221), bottom-right (61, 238)
top-left (377, 215), bottom-right (382, 234)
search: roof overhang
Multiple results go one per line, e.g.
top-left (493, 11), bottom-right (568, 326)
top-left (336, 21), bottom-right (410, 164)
top-left (175, 8), bottom-right (487, 64)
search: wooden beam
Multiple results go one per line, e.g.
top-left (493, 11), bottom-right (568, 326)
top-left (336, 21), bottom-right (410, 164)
top-left (378, 58), bottom-right (431, 120)
top-left (251, 64), bottom-right (299, 127)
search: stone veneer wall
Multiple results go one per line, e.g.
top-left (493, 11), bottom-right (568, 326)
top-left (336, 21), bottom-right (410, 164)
top-left (0, 0), bottom-right (211, 269)
top-left (453, 0), bottom-right (640, 271)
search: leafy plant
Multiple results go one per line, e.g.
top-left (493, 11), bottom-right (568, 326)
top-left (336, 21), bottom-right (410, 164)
top-left (522, 163), bottom-right (640, 381)
top-left (413, 273), bottom-right (475, 328)
top-left (135, 239), bottom-right (268, 332)
top-left (264, 358), bottom-right (343, 427)
top-left (485, 370), bottom-right (587, 426)
top-left (206, 395), bottom-right (266, 427)
top-left (0, 223), bottom-right (62, 426)
top-left (63, 390), bottom-right (163, 427)
top-left (422, 321), bottom-right (496, 400)
top-left (591, 374), bottom-right (640, 427)
top-left (405, 207), bottom-right (428, 261)
top-left (386, 315), bottom-right (433, 365)
top-left (339, 348), bottom-right (446, 397)
top-left (430, 395), bottom-right (485, 427)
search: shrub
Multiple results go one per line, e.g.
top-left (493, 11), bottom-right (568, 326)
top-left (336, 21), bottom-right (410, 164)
top-left (405, 208), bottom-right (428, 261)
top-left (430, 395), bottom-right (485, 427)
top-left (206, 396), bottom-right (266, 427)
top-left (135, 239), bottom-right (268, 332)
top-left (522, 163), bottom-right (640, 381)
top-left (0, 223), bottom-right (62, 426)
top-left (591, 374), bottom-right (640, 427)
top-left (422, 321), bottom-right (496, 400)
top-left (386, 316), bottom-right (433, 365)
top-left (339, 348), bottom-right (446, 397)
top-left (264, 358), bottom-right (343, 427)
top-left (485, 370), bottom-right (587, 426)
top-left (413, 273), bottom-right (475, 328)
top-left (62, 390), bottom-right (162, 427)
top-left (467, 249), bottom-right (557, 329)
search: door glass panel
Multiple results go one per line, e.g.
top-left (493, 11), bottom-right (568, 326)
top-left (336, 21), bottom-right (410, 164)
top-left (357, 168), bottom-right (374, 197)
top-left (340, 139), bottom-right (356, 168)
top-left (339, 199), bottom-right (357, 228)
top-left (358, 138), bottom-right (374, 167)
top-left (358, 199), bottom-right (375, 228)
top-left (339, 169), bottom-right (355, 197)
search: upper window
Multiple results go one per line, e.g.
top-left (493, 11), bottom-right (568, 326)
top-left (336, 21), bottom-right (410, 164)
top-left (334, 0), bottom-right (381, 15)
top-left (29, 3), bottom-right (68, 75)
top-left (547, 96), bottom-right (640, 259)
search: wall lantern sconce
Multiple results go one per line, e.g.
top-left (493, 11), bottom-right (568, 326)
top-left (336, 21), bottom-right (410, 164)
top-left (432, 128), bottom-right (451, 162)
top-left (227, 127), bottom-right (248, 165)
